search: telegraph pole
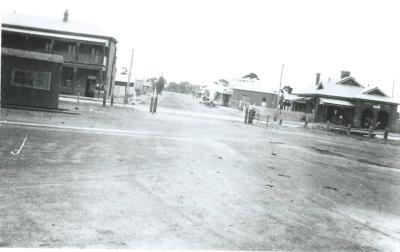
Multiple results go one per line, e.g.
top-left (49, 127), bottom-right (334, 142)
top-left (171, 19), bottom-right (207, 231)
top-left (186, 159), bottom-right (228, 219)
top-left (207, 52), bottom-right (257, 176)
top-left (392, 79), bottom-right (395, 97)
top-left (124, 49), bottom-right (134, 105)
top-left (277, 64), bottom-right (284, 108)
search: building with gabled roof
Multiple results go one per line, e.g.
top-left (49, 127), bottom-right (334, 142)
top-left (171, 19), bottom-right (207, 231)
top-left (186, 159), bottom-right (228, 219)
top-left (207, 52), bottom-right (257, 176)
top-left (229, 78), bottom-right (278, 109)
top-left (294, 71), bottom-right (399, 131)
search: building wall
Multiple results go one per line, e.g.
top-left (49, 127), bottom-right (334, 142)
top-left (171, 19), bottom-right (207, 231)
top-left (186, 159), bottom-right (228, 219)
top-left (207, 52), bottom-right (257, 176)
top-left (351, 101), bottom-right (398, 130)
top-left (59, 67), bottom-right (102, 97)
top-left (231, 89), bottom-right (277, 108)
top-left (1, 55), bottom-right (61, 109)
top-left (105, 40), bottom-right (117, 97)
top-left (2, 30), bottom-right (116, 98)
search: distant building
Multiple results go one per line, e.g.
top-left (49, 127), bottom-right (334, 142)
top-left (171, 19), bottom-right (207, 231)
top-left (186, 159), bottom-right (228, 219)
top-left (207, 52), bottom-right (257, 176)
top-left (230, 79), bottom-right (278, 109)
top-left (200, 83), bottom-right (232, 106)
top-left (113, 73), bottom-right (135, 98)
top-left (294, 71), bottom-right (400, 131)
top-left (1, 11), bottom-right (117, 100)
top-left (1, 47), bottom-right (63, 109)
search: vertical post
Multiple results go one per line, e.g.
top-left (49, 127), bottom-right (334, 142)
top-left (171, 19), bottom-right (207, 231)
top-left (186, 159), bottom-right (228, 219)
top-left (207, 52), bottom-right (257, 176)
top-left (75, 42), bottom-right (80, 62)
top-left (98, 69), bottom-right (103, 99)
top-left (277, 64), bottom-right (284, 109)
top-left (110, 57), bottom-right (117, 106)
top-left (327, 120), bottom-right (331, 132)
top-left (49, 39), bottom-right (54, 53)
top-left (244, 106), bottom-right (249, 124)
top-left (368, 125), bottom-right (374, 138)
top-left (73, 67), bottom-right (78, 105)
top-left (384, 127), bottom-right (389, 141)
top-left (102, 76), bottom-right (108, 107)
top-left (392, 79), bottom-right (395, 97)
top-left (124, 49), bottom-right (134, 105)
top-left (346, 123), bottom-right (351, 136)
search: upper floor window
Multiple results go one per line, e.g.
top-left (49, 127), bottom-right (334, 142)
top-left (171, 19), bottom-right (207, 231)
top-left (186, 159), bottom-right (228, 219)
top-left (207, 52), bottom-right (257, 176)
top-left (12, 69), bottom-right (51, 90)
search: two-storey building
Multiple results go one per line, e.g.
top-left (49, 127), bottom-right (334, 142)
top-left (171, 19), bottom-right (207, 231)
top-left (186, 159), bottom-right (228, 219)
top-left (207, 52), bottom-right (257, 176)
top-left (1, 10), bottom-right (117, 101)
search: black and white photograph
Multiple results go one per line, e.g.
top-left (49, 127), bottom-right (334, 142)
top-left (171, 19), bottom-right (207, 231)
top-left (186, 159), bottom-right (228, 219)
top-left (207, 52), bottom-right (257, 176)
top-left (1, 0), bottom-right (400, 250)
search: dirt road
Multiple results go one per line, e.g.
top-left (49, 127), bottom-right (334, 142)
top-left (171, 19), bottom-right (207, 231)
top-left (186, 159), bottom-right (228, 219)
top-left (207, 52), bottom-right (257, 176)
top-left (0, 92), bottom-right (399, 250)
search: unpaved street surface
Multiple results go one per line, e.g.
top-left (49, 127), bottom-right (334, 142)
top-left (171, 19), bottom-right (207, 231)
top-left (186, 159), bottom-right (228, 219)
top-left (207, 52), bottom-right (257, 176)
top-left (0, 92), bottom-right (400, 250)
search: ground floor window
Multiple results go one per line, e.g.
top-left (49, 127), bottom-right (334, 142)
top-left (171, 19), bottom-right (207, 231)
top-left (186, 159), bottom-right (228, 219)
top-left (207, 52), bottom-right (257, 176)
top-left (326, 106), bottom-right (353, 125)
top-left (11, 69), bottom-right (51, 90)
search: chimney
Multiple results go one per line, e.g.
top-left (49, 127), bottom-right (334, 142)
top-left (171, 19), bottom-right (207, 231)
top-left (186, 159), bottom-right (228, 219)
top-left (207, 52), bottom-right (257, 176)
top-left (63, 9), bottom-right (69, 22)
top-left (341, 70), bottom-right (350, 79)
top-left (315, 73), bottom-right (321, 85)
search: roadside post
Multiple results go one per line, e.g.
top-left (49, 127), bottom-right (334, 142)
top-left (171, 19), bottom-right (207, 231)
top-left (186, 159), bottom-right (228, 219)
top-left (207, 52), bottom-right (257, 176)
top-left (279, 118), bottom-right (282, 126)
top-left (149, 97), bottom-right (154, 112)
top-left (327, 120), bottom-right (331, 132)
top-left (153, 95), bottom-right (158, 113)
top-left (384, 127), bottom-right (389, 141)
top-left (304, 120), bottom-right (308, 128)
top-left (76, 80), bottom-right (81, 107)
top-left (244, 106), bottom-right (249, 124)
top-left (368, 125), bottom-right (374, 138)
top-left (346, 124), bottom-right (351, 136)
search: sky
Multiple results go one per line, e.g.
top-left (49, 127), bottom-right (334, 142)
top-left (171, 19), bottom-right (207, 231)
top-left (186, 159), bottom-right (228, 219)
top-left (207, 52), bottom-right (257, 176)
top-left (2, 0), bottom-right (400, 97)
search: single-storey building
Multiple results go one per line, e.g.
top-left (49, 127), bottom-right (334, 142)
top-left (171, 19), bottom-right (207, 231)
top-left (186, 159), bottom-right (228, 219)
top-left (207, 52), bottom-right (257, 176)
top-left (294, 71), bottom-right (399, 131)
top-left (1, 47), bottom-right (63, 109)
top-left (112, 73), bottom-right (135, 99)
top-left (230, 81), bottom-right (278, 109)
top-left (201, 83), bottom-right (232, 106)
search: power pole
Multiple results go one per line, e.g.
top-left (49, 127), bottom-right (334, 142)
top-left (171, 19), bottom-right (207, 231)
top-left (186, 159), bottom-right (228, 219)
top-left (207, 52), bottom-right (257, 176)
top-left (392, 79), bottom-right (395, 97)
top-left (124, 49), bottom-right (134, 105)
top-left (277, 64), bottom-right (284, 108)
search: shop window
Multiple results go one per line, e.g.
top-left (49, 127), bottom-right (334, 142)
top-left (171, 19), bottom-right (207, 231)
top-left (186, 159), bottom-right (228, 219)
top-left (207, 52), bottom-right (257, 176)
top-left (12, 69), bottom-right (51, 90)
top-left (262, 97), bottom-right (267, 102)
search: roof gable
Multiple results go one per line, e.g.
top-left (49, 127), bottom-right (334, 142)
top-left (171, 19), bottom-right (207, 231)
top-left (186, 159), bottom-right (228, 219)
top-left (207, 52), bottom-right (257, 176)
top-left (336, 77), bottom-right (363, 87)
top-left (363, 87), bottom-right (388, 97)
top-left (316, 83), bottom-right (324, 90)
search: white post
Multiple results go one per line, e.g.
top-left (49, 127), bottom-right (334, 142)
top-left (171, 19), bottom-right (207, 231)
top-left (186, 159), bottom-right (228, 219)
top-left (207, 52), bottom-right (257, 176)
top-left (124, 49), bottom-right (134, 105)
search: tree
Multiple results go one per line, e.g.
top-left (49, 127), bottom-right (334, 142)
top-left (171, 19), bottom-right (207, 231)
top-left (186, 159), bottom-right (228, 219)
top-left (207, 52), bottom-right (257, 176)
top-left (281, 85), bottom-right (293, 94)
top-left (218, 79), bottom-right (229, 85)
top-left (164, 81), bottom-right (199, 94)
top-left (242, 73), bottom-right (259, 80)
top-left (155, 76), bottom-right (167, 94)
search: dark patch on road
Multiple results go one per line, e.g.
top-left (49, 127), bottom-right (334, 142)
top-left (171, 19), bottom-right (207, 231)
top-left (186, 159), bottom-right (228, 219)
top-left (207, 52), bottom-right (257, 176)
top-left (218, 156), bottom-right (223, 160)
top-left (312, 147), bottom-right (344, 158)
top-left (324, 186), bottom-right (338, 191)
top-left (345, 193), bottom-right (352, 196)
top-left (269, 141), bottom-right (284, 145)
top-left (0, 241), bottom-right (10, 247)
top-left (278, 174), bottom-right (290, 178)
top-left (357, 158), bottom-right (393, 168)
top-left (264, 184), bottom-right (274, 188)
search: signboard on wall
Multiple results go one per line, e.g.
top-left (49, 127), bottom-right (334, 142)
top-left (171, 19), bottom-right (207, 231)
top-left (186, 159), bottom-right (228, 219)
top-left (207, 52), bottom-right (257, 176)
top-left (373, 105), bottom-right (381, 109)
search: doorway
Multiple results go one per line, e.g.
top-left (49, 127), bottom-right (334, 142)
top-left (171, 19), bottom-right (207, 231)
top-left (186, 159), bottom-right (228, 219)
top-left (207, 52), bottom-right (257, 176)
top-left (361, 108), bottom-right (374, 128)
top-left (85, 75), bottom-right (97, 97)
top-left (377, 111), bottom-right (389, 129)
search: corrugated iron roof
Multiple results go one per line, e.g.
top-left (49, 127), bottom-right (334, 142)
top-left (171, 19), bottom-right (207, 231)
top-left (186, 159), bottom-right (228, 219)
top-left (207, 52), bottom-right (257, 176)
top-left (319, 98), bottom-right (354, 107)
top-left (2, 12), bottom-right (117, 42)
top-left (295, 77), bottom-right (400, 104)
top-left (2, 47), bottom-right (63, 63)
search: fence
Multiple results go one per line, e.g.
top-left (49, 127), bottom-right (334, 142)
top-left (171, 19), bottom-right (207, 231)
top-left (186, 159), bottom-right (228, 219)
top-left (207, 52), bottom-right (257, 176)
top-left (252, 106), bottom-right (314, 122)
